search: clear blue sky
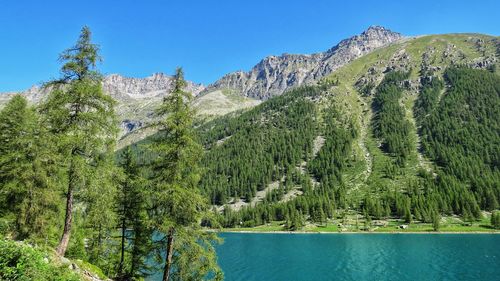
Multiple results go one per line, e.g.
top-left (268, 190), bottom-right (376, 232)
top-left (0, 0), bottom-right (499, 92)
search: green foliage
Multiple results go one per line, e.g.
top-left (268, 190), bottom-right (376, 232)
top-left (204, 87), bottom-right (353, 228)
top-left (115, 147), bottom-right (153, 280)
top-left (0, 95), bottom-right (61, 242)
top-left (285, 209), bottom-right (304, 231)
top-left (372, 70), bottom-right (414, 166)
top-left (0, 239), bottom-right (80, 281)
top-left (149, 68), bottom-right (222, 281)
top-left (74, 260), bottom-right (107, 280)
top-left (419, 67), bottom-right (500, 215)
top-left (491, 211), bottom-right (500, 229)
top-left (309, 108), bottom-right (357, 187)
top-left (206, 65), bottom-right (500, 231)
top-left (0, 27), bottom-right (124, 280)
top-left (198, 86), bottom-right (319, 205)
top-left (40, 26), bottom-right (118, 257)
top-left (432, 213), bottom-right (441, 231)
top-left (414, 73), bottom-right (444, 122)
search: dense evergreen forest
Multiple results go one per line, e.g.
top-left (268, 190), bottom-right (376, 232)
top-left (122, 64), bottom-right (500, 231)
top-left (189, 66), bottom-right (500, 229)
top-left (372, 70), bottom-right (413, 166)
top-left (198, 87), bottom-right (319, 204)
top-left (0, 28), bottom-right (221, 281)
top-left (419, 67), bottom-right (500, 215)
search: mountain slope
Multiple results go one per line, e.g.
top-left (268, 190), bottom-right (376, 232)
top-left (191, 33), bottom-right (499, 227)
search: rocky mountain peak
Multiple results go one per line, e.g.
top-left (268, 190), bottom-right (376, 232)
top-left (102, 73), bottom-right (205, 100)
top-left (365, 25), bottom-right (398, 36)
top-left (203, 26), bottom-right (403, 100)
top-left (325, 26), bottom-right (402, 55)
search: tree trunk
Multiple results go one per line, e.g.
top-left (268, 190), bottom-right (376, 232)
top-left (118, 215), bottom-right (126, 275)
top-left (162, 227), bottom-right (175, 281)
top-left (56, 164), bottom-right (75, 256)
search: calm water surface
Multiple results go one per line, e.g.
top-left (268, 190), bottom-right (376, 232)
top-left (215, 233), bottom-right (500, 281)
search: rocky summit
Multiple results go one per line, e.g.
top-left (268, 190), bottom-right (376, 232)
top-left (202, 26), bottom-right (402, 100)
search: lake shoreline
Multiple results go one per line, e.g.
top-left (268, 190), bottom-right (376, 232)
top-left (214, 230), bottom-right (500, 234)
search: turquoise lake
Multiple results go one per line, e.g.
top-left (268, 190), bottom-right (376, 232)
top-left (214, 233), bottom-right (500, 281)
top-left (147, 233), bottom-right (500, 280)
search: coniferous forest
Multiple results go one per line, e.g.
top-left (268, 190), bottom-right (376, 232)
top-left (0, 27), bottom-right (221, 281)
top-left (172, 65), bottom-right (498, 230)
top-left (125, 63), bottom-right (499, 231)
top-left (0, 23), bottom-right (499, 281)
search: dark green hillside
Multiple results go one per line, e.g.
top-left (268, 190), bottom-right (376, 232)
top-left (419, 67), bottom-right (500, 212)
top-left (198, 86), bottom-right (319, 204)
top-left (372, 70), bottom-right (413, 166)
top-left (121, 34), bottom-right (500, 231)
top-left (206, 67), bottom-right (499, 229)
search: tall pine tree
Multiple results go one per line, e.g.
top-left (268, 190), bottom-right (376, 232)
top-left (40, 26), bottom-right (118, 256)
top-left (149, 68), bottom-right (222, 281)
top-left (116, 146), bottom-right (152, 280)
top-left (0, 95), bottom-right (60, 241)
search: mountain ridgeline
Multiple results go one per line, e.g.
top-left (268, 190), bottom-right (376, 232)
top-left (202, 26), bottom-right (402, 100)
top-left (0, 26), bottom-right (402, 143)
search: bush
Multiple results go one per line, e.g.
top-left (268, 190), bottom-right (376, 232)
top-left (0, 239), bottom-right (81, 281)
top-left (492, 211), bottom-right (500, 229)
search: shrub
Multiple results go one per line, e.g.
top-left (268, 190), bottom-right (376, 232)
top-left (0, 239), bottom-right (81, 281)
top-left (492, 211), bottom-right (500, 229)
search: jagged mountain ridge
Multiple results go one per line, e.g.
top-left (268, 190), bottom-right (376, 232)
top-left (0, 73), bottom-right (205, 134)
top-left (102, 73), bottom-right (205, 133)
top-left (202, 26), bottom-right (402, 100)
top-left (0, 26), bottom-right (403, 138)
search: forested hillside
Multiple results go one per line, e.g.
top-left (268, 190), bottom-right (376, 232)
top-left (122, 34), bottom-right (500, 231)
top-left (419, 67), bottom-right (500, 213)
top-left (182, 34), bottom-right (500, 229)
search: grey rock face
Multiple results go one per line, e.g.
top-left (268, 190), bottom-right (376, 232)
top-left (203, 26), bottom-right (402, 100)
top-left (101, 73), bottom-right (205, 135)
top-left (103, 73), bottom-right (205, 101)
top-left (0, 73), bottom-right (205, 136)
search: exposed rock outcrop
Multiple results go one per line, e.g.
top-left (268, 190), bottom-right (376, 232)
top-left (203, 26), bottom-right (403, 100)
top-left (0, 73), bottom-right (205, 136)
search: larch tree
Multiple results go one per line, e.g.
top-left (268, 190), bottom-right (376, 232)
top-left (40, 26), bottom-right (118, 256)
top-left (0, 95), bottom-right (60, 241)
top-left (116, 146), bottom-right (152, 280)
top-left (149, 68), bottom-right (222, 281)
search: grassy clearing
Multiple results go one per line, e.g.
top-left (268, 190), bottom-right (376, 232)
top-left (222, 215), bottom-right (499, 233)
top-left (224, 221), bottom-right (287, 232)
